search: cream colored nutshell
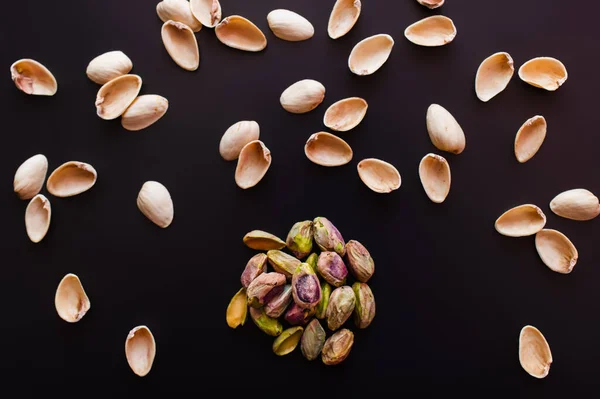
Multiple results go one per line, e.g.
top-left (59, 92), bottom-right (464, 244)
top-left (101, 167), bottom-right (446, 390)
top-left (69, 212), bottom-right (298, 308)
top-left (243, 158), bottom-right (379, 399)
top-left (219, 121), bottom-right (260, 161)
top-left (10, 59), bottom-right (57, 96)
top-left (494, 204), bottom-right (546, 237)
top-left (550, 189), bottom-right (600, 221)
top-left (235, 140), bottom-right (272, 189)
top-left (280, 79), bottom-right (326, 114)
top-left (404, 16), bottom-right (457, 47)
top-left (161, 20), bottom-right (200, 71)
top-left (324, 97), bottom-right (368, 132)
top-left (14, 154), bottom-right (48, 200)
top-left (426, 104), bottom-right (466, 154)
top-left (419, 153), bottom-right (451, 203)
top-left (328, 0), bottom-right (361, 39)
top-left (55, 273), bottom-right (90, 323)
top-left (519, 325), bottom-right (552, 379)
top-left (305, 132), bottom-right (353, 167)
top-left (125, 326), bottom-right (156, 377)
top-left (25, 194), bottom-right (51, 243)
top-left (518, 57), bottom-right (567, 91)
top-left (190, 0), bottom-right (222, 28)
top-left (156, 0), bottom-right (202, 32)
top-left (514, 116), bottom-right (546, 163)
top-left (96, 74), bottom-right (142, 120)
top-left (215, 16), bottom-right (267, 52)
top-left (121, 95), bottom-right (169, 131)
top-left (348, 34), bottom-right (394, 76)
top-left (416, 0), bottom-right (445, 9)
top-left (86, 51), bottom-right (133, 85)
top-left (137, 181), bottom-right (174, 228)
top-left (475, 52), bottom-right (514, 102)
top-left (267, 9), bottom-right (314, 41)
top-left (357, 158), bottom-right (401, 193)
top-left (46, 161), bottom-right (97, 198)
top-left (535, 229), bottom-right (578, 274)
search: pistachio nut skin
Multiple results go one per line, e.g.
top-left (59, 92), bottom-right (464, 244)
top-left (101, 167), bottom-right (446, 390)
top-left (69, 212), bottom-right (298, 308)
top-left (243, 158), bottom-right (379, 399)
top-left (322, 329), bottom-right (354, 365)
top-left (317, 251), bottom-right (348, 287)
top-left (306, 253), bottom-right (318, 274)
top-left (246, 272), bottom-right (286, 308)
top-left (352, 282), bottom-right (376, 329)
top-left (315, 282), bottom-right (332, 319)
top-left (267, 250), bottom-right (301, 279)
top-left (292, 263), bottom-right (322, 309)
top-left (240, 253), bottom-right (268, 288)
top-left (301, 319), bottom-right (326, 361)
top-left (345, 240), bottom-right (375, 282)
top-left (264, 284), bottom-right (293, 318)
top-left (286, 220), bottom-right (314, 259)
top-left (272, 326), bottom-right (304, 356)
top-left (326, 286), bottom-right (356, 331)
top-left (284, 303), bottom-right (316, 326)
top-left (249, 307), bottom-right (283, 336)
top-left (313, 217), bottom-right (346, 256)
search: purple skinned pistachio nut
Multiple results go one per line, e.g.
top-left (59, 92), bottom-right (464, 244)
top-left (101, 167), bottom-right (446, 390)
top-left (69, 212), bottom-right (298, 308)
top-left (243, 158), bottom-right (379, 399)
top-left (264, 284), bottom-right (293, 318)
top-left (284, 303), bottom-right (316, 326)
top-left (241, 253), bottom-right (268, 288)
top-left (286, 220), bottom-right (314, 259)
top-left (292, 263), bottom-right (322, 309)
top-left (313, 217), bottom-right (346, 257)
top-left (317, 251), bottom-right (348, 287)
top-left (247, 272), bottom-right (286, 308)
top-left (345, 240), bottom-right (375, 283)
top-left (326, 286), bottom-right (356, 331)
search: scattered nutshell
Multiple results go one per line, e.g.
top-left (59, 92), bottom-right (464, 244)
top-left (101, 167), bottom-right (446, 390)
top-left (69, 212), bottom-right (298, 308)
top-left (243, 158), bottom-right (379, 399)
top-left (25, 194), bottom-right (51, 243)
top-left (226, 287), bottom-right (248, 328)
top-left (96, 74), bottom-right (142, 120)
top-left (10, 58), bottom-right (57, 96)
top-left (272, 326), bottom-right (304, 356)
top-left (55, 273), bottom-right (90, 323)
top-left (190, 0), bottom-right (222, 28)
top-left (322, 328), bottom-right (354, 365)
top-left (267, 9), bottom-right (314, 42)
top-left (518, 57), bottom-right (567, 91)
top-left (475, 52), bottom-right (514, 102)
top-left (550, 189), bottom-right (600, 221)
top-left (219, 121), bottom-right (260, 161)
top-left (121, 95), bottom-right (169, 131)
top-left (419, 153), bottom-right (451, 203)
top-left (416, 0), bottom-right (445, 9)
top-left (13, 154), bottom-right (48, 200)
top-left (348, 34), bottom-right (394, 76)
top-left (535, 229), bottom-right (578, 274)
top-left (404, 16), bottom-right (457, 47)
top-left (280, 79), bottom-right (326, 114)
top-left (328, 0), bottom-right (361, 39)
top-left (235, 140), bottom-right (272, 189)
top-left (86, 51), bottom-right (133, 85)
top-left (357, 158), bottom-right (401, 193)
top-left (157, 0), bottom-right (202, 32)
top-left (305, 132), bottom-right (353, 167)
top-left (426, 104), bottom-right (466, 154)
top-left (137, 181), bottom-right (174, 228)
top-left (161, 20), bottom-right (200, 71)
top-left (125, 325), bottom-right (156, 377)
top-left (215, 15), bottom-right (267, 52)
top-left (519, 325), bottom-right (552, 379)
top-left (243, 230), bottom-right (286, 251)
top-left (514, 115), bottom-right (546, 163)
top-left (494, 204), bottom-right (546, 237)
top-left (323, 97), bottom-right (368, 132)
top-left (46, 161), bottom-right (97, 198)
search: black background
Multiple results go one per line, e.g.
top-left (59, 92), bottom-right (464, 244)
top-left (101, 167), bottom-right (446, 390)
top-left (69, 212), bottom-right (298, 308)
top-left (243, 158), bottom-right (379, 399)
top-left (2, 0), bottom-right (599, 396)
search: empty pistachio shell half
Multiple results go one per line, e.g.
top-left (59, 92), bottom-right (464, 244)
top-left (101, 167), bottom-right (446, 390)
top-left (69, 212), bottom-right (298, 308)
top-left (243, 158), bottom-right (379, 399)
top-left (475, 52), bottom-right (514, 102)
top-left (46, 161), bottom-right (97, 197)
top-left (404, 16), bottom-right (457, 47)
top-left (514, 115), bottom-right (546, 163)
top-left (219, 121), bottom-right (260, 161)
top-left (157, 0), bottom-right (202, 32)
top-left (550, 189), bottom-right (600, 221)
top-left (226, 287), bottom-right (248, 328)
top-left (426, 104), bottom-right (466, 154)
top-left (190, 0), bottom-right (222, 28)
top-left (518, 57), bottom-right (567, 91)
top-left (96, 74), bottom-right (142, 120)
top-left (55, 273), bottom-right (90, 323)
top-left (348, 34), bottom-right (394, 76)
top-left (125, 325), bottom-right (156, 377)
top-left (86, 51), bottom-right (133, 85)
top-left (305, 132), bottom-right (352, 167)
top-left (280, 79), bottom-right (326, 114)
top-left (14, 154), bottom-right (48, 200)
top-left (322, 328), bottom-right (354, 365)
top-left (267, 9), bottom-right (314, 42)
top-left (10, 59), bottom-right (57, 96)
top-left (357, 158), bottom-right (401, 194)
top-left (495, 204), bottom-right (546, 237)
top-left (161, 20), bottom-right (200, 71)
top-left (328, 0), bottom-right (361, 39)
top-left (535, 229), bottom-right (578, 274)
top-left (416, 0), bottom-right (445, 9)
top-left (419, 153), bottom-right (451, 203)
top-left (235, 140), bottom-right (271, 189)
top-left (324, 97), bottom-right (368, 132)
top-left (215, 16), bottom-right (267, 52)
top-left (137, 181), bottom-right (174, 228)
top-left (272, 326), bottom-right (304, 356)
top-left (25, 194), bottom-right (51, 243)
top-left (519, 325), bottom-right (552, 379)
top-left (121, 95), bottom-right (169, 131)
top-left (243, 230), bottom-right (286, 251)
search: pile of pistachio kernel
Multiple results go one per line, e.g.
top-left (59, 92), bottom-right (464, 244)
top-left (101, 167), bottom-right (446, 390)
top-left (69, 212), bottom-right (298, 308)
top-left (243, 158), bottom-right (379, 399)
top-left (226, 216), bottom-right (376, 365)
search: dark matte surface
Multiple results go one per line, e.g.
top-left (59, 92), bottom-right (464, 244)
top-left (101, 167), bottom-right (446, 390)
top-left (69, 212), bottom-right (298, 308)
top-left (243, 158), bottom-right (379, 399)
top-left (2, 0), bottom-right (599, 395)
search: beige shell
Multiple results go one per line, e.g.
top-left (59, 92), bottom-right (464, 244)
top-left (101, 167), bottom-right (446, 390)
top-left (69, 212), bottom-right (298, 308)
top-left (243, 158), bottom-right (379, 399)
top-left (518, 57), bottom-right (567, 91)
top-left (86, 51), bottom-right (133, 85)
top-left (280, 79), bottom-right (325, 114)
top-left (25, 194), bottom-right (51, 243)
top-left (121, 95), bottom-right (169, 131)
top-left (14, 154), bottom-right (48, 200)
top-left (267, 9), bottom-right (314, 42)
top-left (357, 158), bottom-right (401, 193)
top-left (305, 132), bottom-right (353, 167)
top-left (219, 121), bottom-right (260, 161)
top-left (519, 325), bottom-right (552, 379)
top-left (137, 181), bottom-right (174, 228)
top-left (416, 0), bottom-right (445, 9)
top-left (348, 34), bottom-right (394, 76)
top-left (215, 16), bottom-right (267, 52)
top-left (46, 161), bottom-right (97, 197)
top-left (161, 20), bottom-right (200, 71)
top-left (156, 0), bottom-right (202, 32)
top-left (235, 140), bottom-right (272, 189)
top-left (419, 153), bottom-right (451, 203)
top-left (190, 0), bottom-right (222, 28)
top-left (125, 325), bottom-right (156, 377)
top-left (55, 273), bottom-right (91, 323)
top-left (10, 59), bottom-right (57, 96)
top-left (535, 229), bottom-right (578, 274)
top-left (323, 97), bottom-right (368, 132)
top-left (426, 104), bottom-right (466, 154)
top-left (475, 52), bottom-right (514, 102)
top-left (328, 0), bottom-right (361, 39)
top-left (494, 204), bottom-right (546, 237)
top-left (550, 189), bottom-right (600, 221)
top-left (404, 16), bottom-right (457, 47)
top-left (95, 74), bottom-right (142, 120)
top-left (514, 115), bottom-right (546, 163)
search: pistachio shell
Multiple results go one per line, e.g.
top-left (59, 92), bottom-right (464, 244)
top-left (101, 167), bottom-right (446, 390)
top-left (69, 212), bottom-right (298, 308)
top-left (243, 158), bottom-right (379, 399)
top-left (272, 326), bottom-right (304, 356)
top-left (416, 0), bottom-right (445, 9)
top-left (235, 140), bottom-right (271, 189)
top-left (86, 51), bottom-right (133, 85)
top-left (519, 325), bottom-right (552, 379)
top-left (243, 231), bottom-right (286, 251)
top-left (137, 181), bottom-right (174, 228)
top-left (495, 204), bottom-right (546, 237)
top-left (46, 161), bottom-right (97, 198)
top-left (419, 153), bottom-right (451, 203)
top-left (226, 287), bottom-right (248, 328)
top-left (404, 16), bottom-right (457, 47)
top-left (215, 16), bottom-right (267, 52)
top-left (125, 326), bottom-right (156, 377)
top-left (25, 194), bottom-right (51, 243)
top-left (514, 116), bottom-right (546, 163)
top-left (157, 0), bottom-right (202, 32)
top-left (95, 74), bottom-right (142, 120)
top-left (55, 273), bottom-right (90, 323)
top-left (280, 79), bottom-right (326, 114)
top-left (426, 104), bottom-right (466, 154)
top-left (305, 132), bottom-right (353, 167)
top-left (323, 97), bottom-right (368, 132)
top-left (161, 20), bottom-right (200, 71)
top-left (10, 59), bottom-right (57, 96)
top-left (348, 34), bottom-right (394, 76)
top-left (219, 121), bottom-right (260, 161)
top-left (535, 229), bottom-right (578, 274)
top-left (475, 52), bottom-right (514, 102)
top-left (13, 154), bottom-right (48, 200)
top-left (121, 95), bottom-right (169, 131)
top-left (267, 9), bottom-right (314, 42)
top-left (550, 189), bottom-right (600, 221)
top-left (328, 0), bottom-right (361, 39)
top-left (357, 158), bottom-right (401, 194)
top-left (518, 57), bottom-right (567, 91)
top-left (190, 0), bottom-right (222, 28)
